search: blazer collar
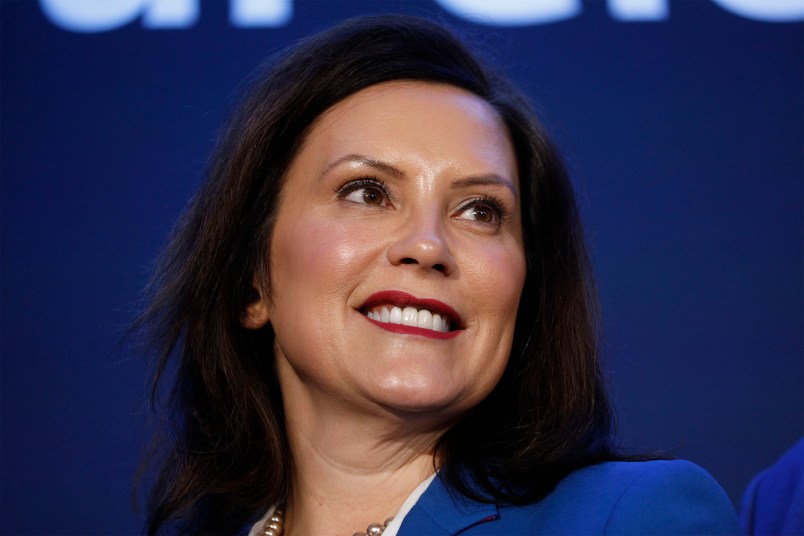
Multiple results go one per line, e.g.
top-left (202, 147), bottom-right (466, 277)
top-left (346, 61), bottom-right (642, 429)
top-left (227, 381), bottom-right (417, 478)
top-left (398, 472), bottom-right (499, 536)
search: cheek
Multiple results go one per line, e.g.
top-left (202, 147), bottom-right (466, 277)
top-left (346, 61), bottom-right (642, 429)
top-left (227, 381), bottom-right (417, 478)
top-left (270, 217), bottom-right (373, 306)
top-left (462, 240), bottom-right (526, 320)
top-left (475, 242), bottom-right (525, 387)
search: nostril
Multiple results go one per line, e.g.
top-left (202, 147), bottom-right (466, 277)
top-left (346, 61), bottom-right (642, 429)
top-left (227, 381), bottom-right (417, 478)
top-left (397, 257), bottom-right (447, 274)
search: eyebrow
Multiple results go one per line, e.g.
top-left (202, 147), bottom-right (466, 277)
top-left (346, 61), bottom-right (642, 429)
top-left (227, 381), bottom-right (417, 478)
top-left (324, 153), bottom-right (518, 198)
top-left (323, 154), bottom-right (404, 178)
top-left (452, 175), bottom-right (519, 199)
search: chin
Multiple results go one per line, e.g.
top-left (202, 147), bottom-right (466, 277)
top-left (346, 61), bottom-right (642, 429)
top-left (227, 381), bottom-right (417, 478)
top-left (371, 378), bottom-right (477, 418)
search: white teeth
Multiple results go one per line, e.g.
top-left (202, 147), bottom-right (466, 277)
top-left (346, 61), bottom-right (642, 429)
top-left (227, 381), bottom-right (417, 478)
top-left (417, 309), bottom-right (433, 329)
top-left (402, 306), bottom-right (418, 326)
top-left (366, 305), bottom-right (450, 333)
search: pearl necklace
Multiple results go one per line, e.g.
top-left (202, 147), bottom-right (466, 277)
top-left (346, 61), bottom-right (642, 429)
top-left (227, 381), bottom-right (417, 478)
top-left (261, 506), bottom-right (394, 536)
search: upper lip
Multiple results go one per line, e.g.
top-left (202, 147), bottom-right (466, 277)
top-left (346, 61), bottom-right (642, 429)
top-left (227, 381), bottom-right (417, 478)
top-left (359, 290), bottom-right (463, 329)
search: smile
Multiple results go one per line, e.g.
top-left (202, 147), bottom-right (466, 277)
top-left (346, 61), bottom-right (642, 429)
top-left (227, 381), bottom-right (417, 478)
top-left (366, 305), bottom-right (450, 332)
top-left (359, 291), bottom-right (462, 340)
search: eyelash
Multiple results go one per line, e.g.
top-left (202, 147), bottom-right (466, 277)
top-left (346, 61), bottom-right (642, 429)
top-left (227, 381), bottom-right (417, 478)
top-left (335, 178), bottom-right (510, 226)
top-left (455, 195), bottom-right (510, 226)
top-left (335, 177), bottom-right (391, 204)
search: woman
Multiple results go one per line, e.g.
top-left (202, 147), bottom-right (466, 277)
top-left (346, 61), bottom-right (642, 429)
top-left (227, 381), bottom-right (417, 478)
top-left (138, 15), bottom-right (739, 535)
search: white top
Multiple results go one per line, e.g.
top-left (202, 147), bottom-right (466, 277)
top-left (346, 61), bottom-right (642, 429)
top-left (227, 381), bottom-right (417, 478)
top-left (247, 473), bottom-right (437, 536)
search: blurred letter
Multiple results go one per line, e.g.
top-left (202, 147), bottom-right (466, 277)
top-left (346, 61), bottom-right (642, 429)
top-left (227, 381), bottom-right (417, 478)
top-left (143, 0), bottom-right (198, 28)
top-left (710, 0), bottom-right (804, 21)
top-left (40, 0), bottom-right (197, 32)
top-left (231, 0), bottom-right (292, 27)
top-left (608, 0), bottom-right (669, 20)
top-left (434, 0), bottom-right (581, 25)
top-left (40, 0), bottom-right (146, 32)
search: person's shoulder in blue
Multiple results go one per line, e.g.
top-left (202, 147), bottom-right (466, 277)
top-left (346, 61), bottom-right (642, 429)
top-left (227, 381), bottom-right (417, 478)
top-left (399, 460), bottom-right (739, 535)
top-left (740, 437), bottom-right (804, 536)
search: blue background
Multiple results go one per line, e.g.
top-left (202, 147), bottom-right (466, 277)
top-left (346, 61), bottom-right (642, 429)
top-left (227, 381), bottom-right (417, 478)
top-left (1, 1), bottom-right (801, 533)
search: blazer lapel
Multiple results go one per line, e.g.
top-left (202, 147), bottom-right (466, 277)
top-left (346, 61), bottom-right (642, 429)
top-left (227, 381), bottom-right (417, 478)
top-left (398, 473), bottom-right (499, 536)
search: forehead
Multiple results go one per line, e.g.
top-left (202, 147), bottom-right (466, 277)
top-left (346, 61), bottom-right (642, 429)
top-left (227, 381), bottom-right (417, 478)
top-left (292, 81), bottom-right (517, 181)
top-left (315, 81), bottom-right (502, 129)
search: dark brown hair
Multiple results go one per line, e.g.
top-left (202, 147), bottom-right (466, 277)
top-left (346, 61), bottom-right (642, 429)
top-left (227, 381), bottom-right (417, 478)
top-left (138, 14), bottom-right (615, 534)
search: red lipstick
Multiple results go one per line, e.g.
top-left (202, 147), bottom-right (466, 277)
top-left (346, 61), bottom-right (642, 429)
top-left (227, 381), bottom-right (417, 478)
top-left (359, 290), bottom-right (462, 340)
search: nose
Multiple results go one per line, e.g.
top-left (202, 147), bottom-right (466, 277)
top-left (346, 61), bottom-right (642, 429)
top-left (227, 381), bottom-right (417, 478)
top-left (387, 213), bottom-right (455, 276)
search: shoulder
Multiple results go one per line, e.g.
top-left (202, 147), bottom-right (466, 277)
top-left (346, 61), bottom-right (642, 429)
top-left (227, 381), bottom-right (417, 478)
top-left (740, 438), bottom-right (804, 535)
top-left (403, 460), bottom-right (739, 535)
top-left (565, 459), bottom-right (732, 504)
top-left (491, 460), bottom-right (738, 535)
top-left (571, 460), bottom-right (739, 535)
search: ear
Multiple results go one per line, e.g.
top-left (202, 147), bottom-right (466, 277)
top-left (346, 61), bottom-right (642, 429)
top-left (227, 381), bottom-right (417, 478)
top-left (241, 284), bottom-right (271, 329)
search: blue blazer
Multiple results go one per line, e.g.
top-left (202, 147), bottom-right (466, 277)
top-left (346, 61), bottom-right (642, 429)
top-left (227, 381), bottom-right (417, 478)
top-left (740, 437), bottom-right (804, 535)
top-left (398, 460), bottom-right (739, 535)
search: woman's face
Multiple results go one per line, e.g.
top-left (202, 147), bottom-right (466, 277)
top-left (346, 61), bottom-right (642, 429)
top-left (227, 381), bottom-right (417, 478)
top-left (251, 81), bottom-right (526, 420)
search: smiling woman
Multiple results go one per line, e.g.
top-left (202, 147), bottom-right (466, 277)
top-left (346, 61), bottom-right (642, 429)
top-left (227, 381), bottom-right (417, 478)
top-left (243, 82), bottom-right (526, 418)
top-left (135, 15), bottom-right (739, 536)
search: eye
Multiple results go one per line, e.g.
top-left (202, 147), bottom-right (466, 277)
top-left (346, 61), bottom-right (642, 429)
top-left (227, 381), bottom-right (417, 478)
top-left (461, 204), bottom-right (495, 223)
top-left (454, 197), bottom-right (507, 226)
top-left (336, 178), bottom-right (391, 207)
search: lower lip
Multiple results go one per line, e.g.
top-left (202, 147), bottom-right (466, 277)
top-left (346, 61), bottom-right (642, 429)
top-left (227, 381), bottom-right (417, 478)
top-left (365, 316), bottom-right (460, 340)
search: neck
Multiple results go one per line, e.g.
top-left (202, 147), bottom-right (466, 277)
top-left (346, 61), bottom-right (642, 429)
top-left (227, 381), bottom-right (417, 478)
top-left (279, 385), bottom-right (446, 535)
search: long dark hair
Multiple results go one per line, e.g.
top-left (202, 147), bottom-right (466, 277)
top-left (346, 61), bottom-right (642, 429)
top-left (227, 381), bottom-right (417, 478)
top-left (137, 14), bottom-right (615, 535)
